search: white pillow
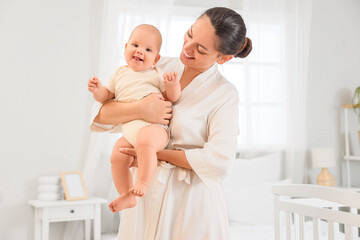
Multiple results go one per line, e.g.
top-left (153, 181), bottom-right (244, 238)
top-left (224, 179), bottom-right (292, 226)
top-left (223, 152), bottom-right (283, 187)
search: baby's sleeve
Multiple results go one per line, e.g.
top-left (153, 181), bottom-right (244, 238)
top-left (159, 77), bottom-right (166, 93)
top-left (156, 68), bottom-right (166, 93)
top-left (105, 67), bottom-right (123, 93)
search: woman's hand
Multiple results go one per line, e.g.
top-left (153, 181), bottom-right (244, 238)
top-left (139, 93), bottom-right (173, 125)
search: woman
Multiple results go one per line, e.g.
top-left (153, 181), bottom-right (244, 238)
top-left (90, 7), bottom-right (252, 240)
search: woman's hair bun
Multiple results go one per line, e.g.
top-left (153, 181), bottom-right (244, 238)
top-left (235, 37), bottom-right (252, 58)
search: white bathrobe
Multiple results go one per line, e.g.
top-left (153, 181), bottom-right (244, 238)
top-left (89, 57), bottom-right (239, 240)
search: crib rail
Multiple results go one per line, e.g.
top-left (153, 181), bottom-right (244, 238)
top-left (273, 184), bottom-right (360, 240)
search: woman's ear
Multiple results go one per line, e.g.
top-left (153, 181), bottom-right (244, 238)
top-left (216, 55), bottom-right (233, 65)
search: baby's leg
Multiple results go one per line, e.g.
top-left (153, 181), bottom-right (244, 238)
top-left (129, 125), bottom-right (168, 197)
top-left (108, 137), bottom-right (137, 212)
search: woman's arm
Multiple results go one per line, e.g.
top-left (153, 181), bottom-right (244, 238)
top-left (94, 100), bottom-right (142, 125)
top-left (182, 89), bottom-right (239, 188)
top-left (157, 149), bottom-right (192, 170)
top-left (94, 93), bottom-right (173, 125)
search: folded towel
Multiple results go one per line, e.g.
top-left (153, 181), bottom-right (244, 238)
top-left (38, 193), bottom-right (61, 201)
top-left (38, 184), bottom-right (61, 193)
top-left (38, 176), bottom-right (60, 184)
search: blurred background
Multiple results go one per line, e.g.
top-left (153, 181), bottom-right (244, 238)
top-left (1, 0), bottom-right (360, 239)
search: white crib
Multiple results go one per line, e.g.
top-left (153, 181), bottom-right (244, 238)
top-left (273, 184), bottom-right (360, 240)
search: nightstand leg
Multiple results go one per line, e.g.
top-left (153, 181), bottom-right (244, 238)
top-left (42, 220), bottom-right (49, 240)
top-left (94, 204), bottom-right (101, 240)
top-left (34, 208), bottom-right (41, 240)
top-left (84, 219), bottom-right (91, 240)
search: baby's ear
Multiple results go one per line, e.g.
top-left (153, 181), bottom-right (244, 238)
top-left (153, 54), bottom-right (161, 65)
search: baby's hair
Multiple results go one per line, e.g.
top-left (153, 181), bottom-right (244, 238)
top-left (130, 24), bottom-right (162, 51)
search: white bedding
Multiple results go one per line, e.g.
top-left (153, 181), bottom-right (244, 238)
top-left (230, 223), bottom-right (274, 240)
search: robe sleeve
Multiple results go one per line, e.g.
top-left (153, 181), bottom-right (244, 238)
top-left (185, 87), bottom-right (239, 188)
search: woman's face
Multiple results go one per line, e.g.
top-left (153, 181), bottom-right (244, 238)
top-left (180, 16), bottom-right (222, 72)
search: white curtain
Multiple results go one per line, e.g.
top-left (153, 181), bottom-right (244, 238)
top-left (63, 0), bottom-right (201, 238)
top-left (282, 0), bottom-right (312, 183)
top-left (63, 0), bottom-right (312, 238)
top-left (221, 0), bottom-right (312, 183)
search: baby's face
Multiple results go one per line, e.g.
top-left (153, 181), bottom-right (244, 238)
top-left (125, 27), bottom-right (161, 71)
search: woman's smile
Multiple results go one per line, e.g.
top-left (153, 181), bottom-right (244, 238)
top-left (183, 50), bottom-right (195, 60)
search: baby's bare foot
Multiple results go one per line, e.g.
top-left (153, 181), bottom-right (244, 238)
top-left (108, 193), bottom-right (137, 213)
top-left (129, 181), bottom-right (149, 197)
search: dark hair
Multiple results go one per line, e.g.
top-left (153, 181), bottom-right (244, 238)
top-left (201, 7), bottom-right (252, 58)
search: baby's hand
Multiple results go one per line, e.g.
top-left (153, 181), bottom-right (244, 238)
top-left (163, 72), bottom-right (179, 86)
top-left (88, 76), bottom-right (102, 93)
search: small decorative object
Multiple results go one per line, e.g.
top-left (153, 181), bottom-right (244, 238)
top-left (60, 171), bottom-right (88, 200)
top-left (37, 176), bottom-right (62, 201)
top-left (311, 148), bottom-right (336, 187)
top-left (352, 86), bottom-right (360, 144)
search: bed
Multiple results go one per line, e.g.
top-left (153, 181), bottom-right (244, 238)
top-left (272, 184), bottom-right (360, 240)
top-left (223, 151), bottom-right (288, 239)
top-left (224, 152), bottom-right (360, 240)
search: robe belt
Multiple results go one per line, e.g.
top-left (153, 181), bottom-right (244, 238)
top-left (157, 161), bottom-right (191, 185)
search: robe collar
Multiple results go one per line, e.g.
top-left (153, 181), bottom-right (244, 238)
top-left (186, 62), bottom-right (218, 83)
top-left (179, 63), bottom-right (219, 97)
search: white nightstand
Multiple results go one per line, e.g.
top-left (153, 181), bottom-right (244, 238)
top-left (28, 197), bottom-right (108, 240)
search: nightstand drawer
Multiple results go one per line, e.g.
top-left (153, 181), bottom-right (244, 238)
top-left (47, 205), bottom-right (94, 220)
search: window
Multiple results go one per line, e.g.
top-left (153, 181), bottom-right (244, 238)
top-left (219, 21), bottom-right (286, 148)
top-left (115, 6), bottom-right (287, 149)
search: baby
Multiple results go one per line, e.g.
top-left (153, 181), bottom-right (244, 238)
top-left (88, 24), bottom-right (181, 212)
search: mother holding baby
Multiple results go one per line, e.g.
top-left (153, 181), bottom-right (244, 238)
top-left (90, 7), bottom-right (252, 240)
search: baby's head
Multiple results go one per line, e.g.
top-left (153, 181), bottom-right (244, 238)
top-left (125, 24), bottom-right (162, 71)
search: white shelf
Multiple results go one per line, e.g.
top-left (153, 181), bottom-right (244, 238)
top-left (344, 155), bottom-right (360, 161)
top-left (343, 107), bottom-right (360, 188)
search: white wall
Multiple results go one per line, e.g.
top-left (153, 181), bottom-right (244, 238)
top-left (0, 0), bottom-right (103, 239)
top-left (306, 0), bottom-right (360, 186)
top-left (1, 0), bottom-right (360, 238)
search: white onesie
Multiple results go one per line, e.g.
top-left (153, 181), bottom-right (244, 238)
top-left (106, 65), bottom-right (169, 146)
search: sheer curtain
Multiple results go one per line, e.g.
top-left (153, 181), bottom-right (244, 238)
top-left (220, 0), bottom-right (312, 183)
top-left (63, 0), bottom-right (205, 238)
top-left (64, 0), bottom-right (312, 238)
top-left (282, 0), bottom-right (312, 183)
